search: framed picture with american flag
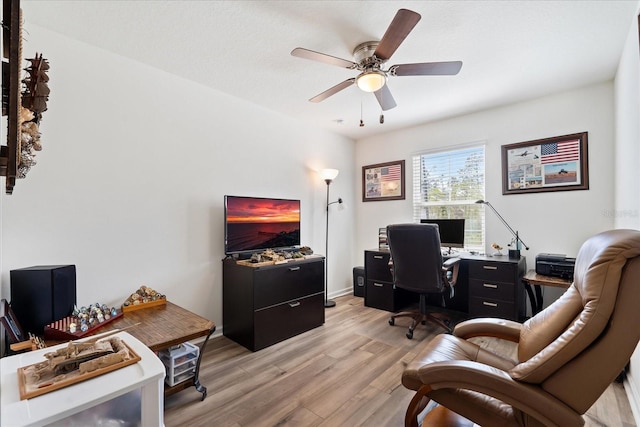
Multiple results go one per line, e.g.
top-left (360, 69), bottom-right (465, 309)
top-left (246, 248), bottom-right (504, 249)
top-left (501, 132), bottom-right (588, 195)
top-left (362, 160), bottom-right (405, 202)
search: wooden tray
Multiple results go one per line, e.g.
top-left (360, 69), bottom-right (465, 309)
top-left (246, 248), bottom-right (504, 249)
top-left (17, 338), bottom-right (141, 400)
top-left (44, 311), bottom-right (124, 341)
top-left (236, 256), bottom-right (311, 268)
top-left (122, 298), bottom-right (166, 312)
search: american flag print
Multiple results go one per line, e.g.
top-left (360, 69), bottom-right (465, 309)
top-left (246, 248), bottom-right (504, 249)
top-left (540, 140), bottom-right (580, 164)
top-left (381, 164), bottom-right (402, 181)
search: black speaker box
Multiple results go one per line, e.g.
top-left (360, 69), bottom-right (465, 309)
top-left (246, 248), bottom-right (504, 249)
top-left (10, 265), bottom-right (77, 335)
top-left (353, 266), bottom-right (365, 297)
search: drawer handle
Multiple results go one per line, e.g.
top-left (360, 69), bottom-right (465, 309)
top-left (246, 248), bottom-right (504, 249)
top-left (288, 266), bottom-right (301, 272)
top-left (373, 283), bottom-right (384, 287)
top-left (289, 301), bottom-right (301, 308)
top-left (483, 283), bottom-right (498, 289)
top-left (483, 265), bottom-right (498, 270)
top-left (373, 255), bottom-right (384, 259)
top-left (483, 301), bottom-right (498, 307)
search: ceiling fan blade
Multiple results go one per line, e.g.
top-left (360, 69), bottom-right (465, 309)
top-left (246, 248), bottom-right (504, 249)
top-left (373, 9), bottom-right (421, 61)
top-left (374, 85), bottom-right (397, 111)
top-left (391, 61), bottom-right (463, 76)
top-left (291, 47), bottom-right (358, 69)
top-left (309, 78), bottom-right (356, 103)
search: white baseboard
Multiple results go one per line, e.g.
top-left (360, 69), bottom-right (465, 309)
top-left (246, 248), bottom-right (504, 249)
top-left (624, 375), bottom-right (640, 425)
top-left (327, 287), bottom-right (354, 300)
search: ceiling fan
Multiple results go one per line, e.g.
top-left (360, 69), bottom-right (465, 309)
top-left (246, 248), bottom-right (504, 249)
top-left (291, 9), bottom-right (462, 111)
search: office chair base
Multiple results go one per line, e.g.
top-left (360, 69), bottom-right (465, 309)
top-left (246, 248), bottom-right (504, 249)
top-left (389, 311), bottom-right (452, 338)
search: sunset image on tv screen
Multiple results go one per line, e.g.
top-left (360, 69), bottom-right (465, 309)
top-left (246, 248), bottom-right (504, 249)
top-left (225, 197), bottom-right (301, 253)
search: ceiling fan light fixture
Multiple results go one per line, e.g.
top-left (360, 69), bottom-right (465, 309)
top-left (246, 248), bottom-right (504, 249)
top-left (356, 70), bottom-right (386, 92)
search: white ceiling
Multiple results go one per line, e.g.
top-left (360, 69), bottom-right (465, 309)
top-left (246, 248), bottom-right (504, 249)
top-left (20, 0), bottom-right (639, 140)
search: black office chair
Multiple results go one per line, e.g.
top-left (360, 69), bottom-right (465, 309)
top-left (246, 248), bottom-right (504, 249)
top-left (387, 223), bottom-right (461, 339)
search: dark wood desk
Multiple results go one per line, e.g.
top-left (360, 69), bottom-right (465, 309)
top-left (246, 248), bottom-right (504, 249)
top-left (74, 301), bottom-right (215, 400)
top-left (521, 270), bottom-right (572, 315)
top-left (363, 250), bottom-right (527, 321)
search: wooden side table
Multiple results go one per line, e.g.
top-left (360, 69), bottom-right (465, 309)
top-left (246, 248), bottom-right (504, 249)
top-left (522, 270), bottom-right (572, 315)
top-left (78, 302), bottom-right (215, 400)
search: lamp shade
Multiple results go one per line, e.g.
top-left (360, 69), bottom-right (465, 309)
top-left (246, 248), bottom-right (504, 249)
top-left (356, 70), bottom-right (386, 92)
top-left (320, 168), bottom-right (339, 182)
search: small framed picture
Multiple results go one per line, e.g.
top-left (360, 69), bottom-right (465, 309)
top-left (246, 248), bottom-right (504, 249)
top-left (502, 132), bottom-right (589, 195)
top-left (362, 160), bottom-right (405, 202)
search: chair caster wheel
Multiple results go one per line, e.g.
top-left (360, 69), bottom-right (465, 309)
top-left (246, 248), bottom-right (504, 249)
top-left (406, 330), bottom-right (414, 339)
top-left (389, 318), bottom-right (395, 326)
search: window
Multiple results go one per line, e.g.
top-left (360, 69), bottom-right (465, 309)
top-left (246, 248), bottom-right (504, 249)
top-left (412, 144), bottom-right (485, 251)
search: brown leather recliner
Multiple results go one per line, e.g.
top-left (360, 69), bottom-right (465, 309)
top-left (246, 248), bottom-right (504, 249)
top-left (402, 229), bottom-right (640, 427)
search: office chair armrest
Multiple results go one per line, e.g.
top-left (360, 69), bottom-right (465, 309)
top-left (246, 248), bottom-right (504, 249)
top-left (442, 257), bottom-right (461, 269)
top-left (442, 257), bottom-right (461, 287)
top-left (453, 318), bottom-right (522, 342)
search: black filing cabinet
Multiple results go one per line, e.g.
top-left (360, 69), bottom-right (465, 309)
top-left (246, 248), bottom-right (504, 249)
top-left (467, 256), bottom-right (526, 321)
top-left (223, 256), bottom-right (325, 351)
top-left (364, 250), bottom-right (416, 312)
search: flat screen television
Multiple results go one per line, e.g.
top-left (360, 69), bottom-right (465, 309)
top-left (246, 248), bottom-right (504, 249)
top-left (420, 218), bottom-right (465, 252)
top-left (224, 195), bottom-right (301, 255)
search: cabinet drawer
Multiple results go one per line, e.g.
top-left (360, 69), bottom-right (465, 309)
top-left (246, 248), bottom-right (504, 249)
top-left (364, 280), bottom-right (416, 312)
top-left (254, 293), bottom-right (324, 351)
top-left (469, 296), bottom-right (515, 320)
top-left (365, 251), bottom-right (393, 282)
top-left (468, 261), bottom-right (517, 282)
top-left (469, 278), bottom-right (516, 301)
top-left (254, 260), bottom-right (324, 309)
top-left (365, 280), bottom-right (394, 311)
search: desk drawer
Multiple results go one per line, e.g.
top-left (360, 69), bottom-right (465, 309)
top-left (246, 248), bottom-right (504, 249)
top-left (365, 251), bottom-right (393, 282)
top-left (469, 261), bottom-right (517, 282)
top-left (364, 280), bottom-right (417, 312)
top-left (469, 296), bottom-right (515, 320)
top-left (365, 280), bottom-right (395, 312)
top-left (469, 279), bottom-right (515, 301)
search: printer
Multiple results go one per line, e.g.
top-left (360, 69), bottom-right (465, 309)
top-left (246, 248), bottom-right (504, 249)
top-left (535, 253), bottom-right (576, 281)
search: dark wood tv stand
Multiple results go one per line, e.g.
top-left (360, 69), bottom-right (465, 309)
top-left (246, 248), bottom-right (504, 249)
top-left (222, 256), bottom-right (325, 351)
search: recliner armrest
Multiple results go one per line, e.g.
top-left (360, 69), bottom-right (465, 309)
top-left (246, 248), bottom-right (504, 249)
top-left (453, 318), bottom-right (522, 343)
top-left (415, 360), bottom-right (583, 427)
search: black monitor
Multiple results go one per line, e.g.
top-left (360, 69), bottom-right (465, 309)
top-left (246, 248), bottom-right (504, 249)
top-left (420, 219), bottom-right (465, 252)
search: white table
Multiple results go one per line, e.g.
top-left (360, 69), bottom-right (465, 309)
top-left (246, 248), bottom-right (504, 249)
top-left (1, 331), bottom-right (165, 426)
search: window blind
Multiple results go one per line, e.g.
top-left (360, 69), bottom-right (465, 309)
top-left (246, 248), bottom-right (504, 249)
top-left (412, 145), bottom-right (485, 251)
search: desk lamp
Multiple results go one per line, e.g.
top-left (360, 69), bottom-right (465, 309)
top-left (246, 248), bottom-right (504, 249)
top-left (476, 200), bottom-right (529, 259)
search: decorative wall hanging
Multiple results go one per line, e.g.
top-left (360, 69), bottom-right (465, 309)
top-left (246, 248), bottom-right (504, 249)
top-left (501, 132), bottom-right (589, 195)
top-left (1, 0), bottom-right (51, 194)
top-left (362, 160), bottom-right (405, 201)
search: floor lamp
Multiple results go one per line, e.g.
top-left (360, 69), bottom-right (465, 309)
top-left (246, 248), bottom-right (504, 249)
top-left (320, 168), bottom-right (342, 308)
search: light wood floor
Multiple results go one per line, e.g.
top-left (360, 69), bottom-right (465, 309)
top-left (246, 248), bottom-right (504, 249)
top-left (164, 294), bottom-right (636, 427)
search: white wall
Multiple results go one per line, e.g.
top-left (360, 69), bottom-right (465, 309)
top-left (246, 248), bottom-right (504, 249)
top-left (0, 24), bottom-right (357, 328)
top-left (614, 4), bottom-right (640, 422)
top-left (614, 14), bottom-right (640, 231)
top-left (355, 82), bottom-right (616, 309)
